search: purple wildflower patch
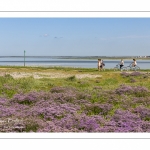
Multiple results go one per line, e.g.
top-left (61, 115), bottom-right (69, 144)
top-left (121, 71), bottom-right (143, 77)
top-left (0, 84), bottom-right (150, 132)
top-left (115, 85), bottom-right (149, 97)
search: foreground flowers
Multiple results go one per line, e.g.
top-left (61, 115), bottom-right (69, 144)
top-left (0, 85), bottom-right (150, 132)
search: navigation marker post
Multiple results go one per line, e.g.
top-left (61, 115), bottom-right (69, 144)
top-left (24, 50), bottom-right (26, 67)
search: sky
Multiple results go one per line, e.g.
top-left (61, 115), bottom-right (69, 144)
top-left (1, 18), bottom-right (150, 56)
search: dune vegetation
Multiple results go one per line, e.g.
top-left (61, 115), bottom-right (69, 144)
top-left (0, 66), bottom-right (150, 132)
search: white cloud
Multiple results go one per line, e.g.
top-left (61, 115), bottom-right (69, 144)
top-left (44, 33), bottom-right (49, 37)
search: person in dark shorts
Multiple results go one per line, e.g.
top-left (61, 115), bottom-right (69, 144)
top-left (101, 60), bottom-right (105, 70)
top-left (120, 59), bottom-right (124, 70)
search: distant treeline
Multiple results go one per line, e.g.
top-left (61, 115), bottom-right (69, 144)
top-left (0, 56), bottom-right (150, 60)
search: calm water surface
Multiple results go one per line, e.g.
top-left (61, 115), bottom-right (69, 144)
top-left (0, 57), bottom-right (150, 69)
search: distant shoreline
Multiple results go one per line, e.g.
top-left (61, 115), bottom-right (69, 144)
top-left (0, 56), bottom-right (150, 60)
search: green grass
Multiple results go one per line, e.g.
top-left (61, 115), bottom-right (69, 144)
top-left (0, 66), bottom-right (150, 98)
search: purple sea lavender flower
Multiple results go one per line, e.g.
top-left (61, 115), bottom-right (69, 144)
top-left (141, 121), bottom-right (150, 132)
top-left (84, 103), bottom-right (112, 115)
top-left (134, 106), bottom-right (150, 121)
top-left (115, 85), bottom-right (149, 96)
top-left (115, 85), bottom-right (134, 95)
top-left (130, 71), bottom-right (143, 76)
top-left (78, 116), bottom-right (99, 132)
top-left (0, 98), bottom-right (8, 105)
top-left (31, 102), bottom-right (81, 121)
top-left (12, 92), bottom-right (38, 105)
top-left (110, 109), bottom-right (144, 132)
top-left (121, 71), bottom-right (142, 77)
top-left (53, 114), bottom-right (101, 132)
top-left (0, 106), bottom-right (16, 117)
top-left (132, 97), bottom-right (150, 106)
top-left (120, 72), bottom-right (130, 77)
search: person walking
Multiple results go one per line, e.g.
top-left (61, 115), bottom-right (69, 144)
top-left (101, 59), bottom-right (105, 70)
top-left (98, 59), bottom-right (105, 71)
top-left (98, 59), bottom-right (102, 71)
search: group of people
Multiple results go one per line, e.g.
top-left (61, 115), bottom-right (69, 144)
top-left (97, 59), bottom-right (105, 71)
top-left (119, 58), bottom-right (137, 70)
top-left (98, 58), bottom-right (137, 71)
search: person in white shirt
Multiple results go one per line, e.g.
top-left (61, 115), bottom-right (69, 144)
top-left (120, 59), bottom-right (124, 69)
top-left (98, 59), bottom-right (105, 71)
top-left (98, 59), bottom-right (102, 71)
top-left (132, 59), bottom-right (137, 67)
top-left (101, 60), bottom-right (105, 69)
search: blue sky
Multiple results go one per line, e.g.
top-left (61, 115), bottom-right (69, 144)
top-left (1, 18), bottom-right (150, 56)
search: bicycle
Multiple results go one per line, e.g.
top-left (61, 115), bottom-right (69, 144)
top-left (114, 64), bottom-right (127, 71)
top-left (126, 63), bottom-right (140, 71)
